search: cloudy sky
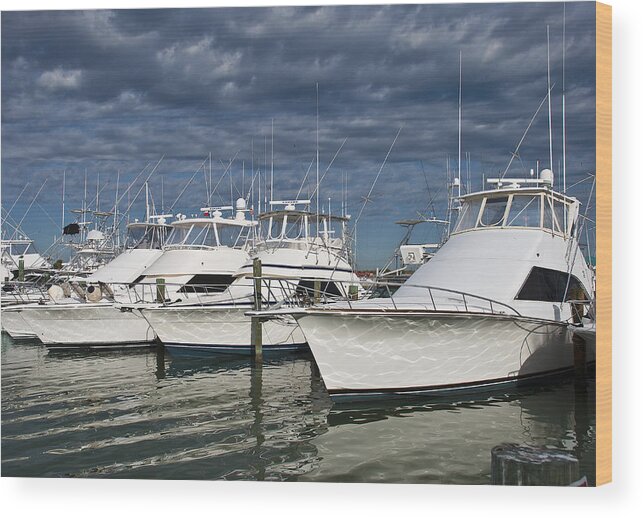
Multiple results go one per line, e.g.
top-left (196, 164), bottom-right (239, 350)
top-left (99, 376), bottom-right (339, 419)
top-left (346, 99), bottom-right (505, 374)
top-left (1, 1), bottom-right (596, 268)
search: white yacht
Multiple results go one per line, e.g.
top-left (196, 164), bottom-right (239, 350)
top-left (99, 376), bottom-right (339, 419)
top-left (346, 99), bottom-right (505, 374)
top-left (141, 200), bottom-right (361, 355)
top-left (2, 219), bottom-right (171, 346)
top-left (276, 171), bottom-right (595, 399)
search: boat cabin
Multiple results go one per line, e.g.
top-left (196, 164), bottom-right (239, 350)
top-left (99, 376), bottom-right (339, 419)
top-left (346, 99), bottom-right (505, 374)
top-left (125, 217), bottom-right (172, 250)
top-left (165, 203), bottom-right (257, 251)
top-left (258, 200), bottom-right (349, 252)
top-left (453, 175), bottom-right (580, 239)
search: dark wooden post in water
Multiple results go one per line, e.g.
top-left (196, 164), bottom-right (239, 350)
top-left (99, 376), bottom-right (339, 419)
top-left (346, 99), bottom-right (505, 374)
top-left (573, 333), bottom-right (587, 379)
top-left (491, 443), bottom-right (580, 486)
top-left (313, 279), bottom-right (321, 304)
top-left (251, 258), bottom-right (263, 360)
top-left (156, 277), bottom-right (166, 303)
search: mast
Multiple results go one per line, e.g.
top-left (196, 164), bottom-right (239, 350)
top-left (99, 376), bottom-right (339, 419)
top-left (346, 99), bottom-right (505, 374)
top-left (547, 25), bottom-right (554, 171)
top-left (209, 151), bottom-right (213, 207)
top-left (562, 3), bottom-right (568, 233)
top-left (113, 170), bottom-right (120, 249)
top-left (83, 169), bottom-right (88, 241)
top-left (145, 181), bottom-right (150, 222)
top-left (61, 170), bottom-right (66, 232)
top-left (96, 172), bottom-right (100, 213)
top-left (270, 119), bottom-right (274, 204)
top-left (316, 82), bottom-right (320, 238)
top-left (458, 51), bottom-right (462, 198)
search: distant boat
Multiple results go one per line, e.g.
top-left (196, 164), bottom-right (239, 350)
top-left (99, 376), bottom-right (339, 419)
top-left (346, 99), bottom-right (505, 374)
top-left (272, 170), bottom-right (595, 399)
top-left (2, 218), bottom-right (171, 345)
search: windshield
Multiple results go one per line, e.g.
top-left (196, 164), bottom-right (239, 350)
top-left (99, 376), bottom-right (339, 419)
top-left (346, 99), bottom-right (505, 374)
top-left (479, 197), bottom-right (509, 227)
top-left (166, 222), bottom-right (245, 248)
top-left (506, 195), bottom-right (541, 227)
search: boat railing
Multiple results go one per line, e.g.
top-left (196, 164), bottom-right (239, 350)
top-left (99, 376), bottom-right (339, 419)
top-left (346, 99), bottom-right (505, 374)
top-left (359, 280), bottom-right (523, 316)
top-left (0, 280), bottom-right (50, 304)
top-left (275, 278), bottom-right (520, 316)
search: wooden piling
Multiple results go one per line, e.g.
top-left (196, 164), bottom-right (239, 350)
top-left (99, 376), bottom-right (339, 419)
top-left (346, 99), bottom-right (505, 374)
top-left (491, 443), bottom-right (580, 486)
top-left (156, 277), bottom-right (166, 302)
top-left (573, 333), bottom-right (587, 379)
top-left (251, 258), bottom-right (262, 360)
top-left (313, 279), bottom-right (321, 304)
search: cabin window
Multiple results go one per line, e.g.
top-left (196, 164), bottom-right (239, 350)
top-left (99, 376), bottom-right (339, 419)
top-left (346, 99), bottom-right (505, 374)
top-left (167, 226), bottom-right (192, 247)
top-left (179, 274), bottom-right (235, 294)
top-left (515, 266), bottom-right (588, 302)
top-left (479, 196), bottom-right (509, 227)
top-left (553, 200), bottom-right (567, 234)
top-left (506, 195), bottom-right (541, 227)
top-left (454, 199), bottom-right (482, 232)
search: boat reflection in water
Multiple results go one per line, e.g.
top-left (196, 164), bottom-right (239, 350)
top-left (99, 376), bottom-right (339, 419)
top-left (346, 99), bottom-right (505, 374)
top-left (1, 335), bottom-right (594, 484)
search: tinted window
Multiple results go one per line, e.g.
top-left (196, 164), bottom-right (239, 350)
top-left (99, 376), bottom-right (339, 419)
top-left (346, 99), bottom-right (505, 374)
top-left (179, 274), bottom-right (235, 293)
top-left (516, 266), bottom-right (588, 302)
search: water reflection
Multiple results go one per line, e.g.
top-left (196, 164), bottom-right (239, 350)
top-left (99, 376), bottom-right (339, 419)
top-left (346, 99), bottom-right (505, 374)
top-left (1, 333), bottom-right (595, 484)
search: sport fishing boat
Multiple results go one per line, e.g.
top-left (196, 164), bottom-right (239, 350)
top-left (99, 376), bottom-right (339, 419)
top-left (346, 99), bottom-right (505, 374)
top-left (3, 218), bottom-right (171, 346)
top-left (272, 171), bottom-right (595, 399)
top-left (141, 199), bottom-right (361, 356)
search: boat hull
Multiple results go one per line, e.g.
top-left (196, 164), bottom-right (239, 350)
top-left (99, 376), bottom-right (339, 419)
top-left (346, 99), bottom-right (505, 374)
top-left (295, 310), bottom-right (594, 399)
top-left (20, 304), bottom-right (156, 347)
top-left (1, 308), bottom-right (39, 339)
top-left (142, 306), bottom-right (307, 355)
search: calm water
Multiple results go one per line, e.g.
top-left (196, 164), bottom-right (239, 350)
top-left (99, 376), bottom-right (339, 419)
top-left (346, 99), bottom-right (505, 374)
top-left (1, 333), bottom-right (596, 484)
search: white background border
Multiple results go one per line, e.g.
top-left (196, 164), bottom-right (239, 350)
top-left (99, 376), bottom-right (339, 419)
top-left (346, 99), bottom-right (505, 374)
top-left (0, 1), bottom-right (638, 516)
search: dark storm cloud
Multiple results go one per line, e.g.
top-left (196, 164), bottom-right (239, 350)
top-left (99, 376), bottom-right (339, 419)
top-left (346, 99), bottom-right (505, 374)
top-left (1, 2), bottom-right (596, 267)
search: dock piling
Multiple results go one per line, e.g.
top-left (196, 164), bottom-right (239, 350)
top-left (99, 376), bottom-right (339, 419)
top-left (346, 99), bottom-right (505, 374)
top-left (156, 277), bottom-right (166, 303)
top-left (251, 258), bottom-right (263, 360)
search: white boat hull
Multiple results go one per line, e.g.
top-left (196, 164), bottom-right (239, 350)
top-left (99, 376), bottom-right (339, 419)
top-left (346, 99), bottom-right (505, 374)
top-left (1, 308), bottom-right (39, 339)
top-left (142, 305), bottom-right (307, 355)
top-left (20, 304), bottom-right (156, 347)
top-left (295, 310), bottom-right (594, 398)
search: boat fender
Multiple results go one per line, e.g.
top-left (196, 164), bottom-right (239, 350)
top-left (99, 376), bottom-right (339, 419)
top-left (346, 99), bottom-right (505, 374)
top-left (86, 284), bottom-right (102, 302)
top-left (47, 285), bottom-right (65, 301)
top-left (60, 282), bottom-right (72, 298)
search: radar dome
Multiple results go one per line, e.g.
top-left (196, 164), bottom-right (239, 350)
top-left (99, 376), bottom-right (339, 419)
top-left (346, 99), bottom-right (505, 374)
top-left (235, 198), bottom-right (247, 210)
top-left (540, 168), bottom-right (554, 186)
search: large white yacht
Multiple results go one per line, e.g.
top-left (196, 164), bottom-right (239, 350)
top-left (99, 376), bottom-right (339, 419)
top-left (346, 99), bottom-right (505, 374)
top-left (1, 219), bottom-right (171, 346)
top-left (276, 171), bottom-right (595, 399)
top-left (140, 200), bottom-right (361, 355)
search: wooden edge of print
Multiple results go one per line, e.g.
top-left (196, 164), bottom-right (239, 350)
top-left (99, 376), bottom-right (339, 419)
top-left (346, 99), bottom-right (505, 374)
top-left (595, 1), bottom-right (612, 486)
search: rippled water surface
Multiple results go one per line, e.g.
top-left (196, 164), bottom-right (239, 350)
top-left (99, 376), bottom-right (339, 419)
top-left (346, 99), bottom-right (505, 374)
top-left (1, 333), bottom-right (596, 484)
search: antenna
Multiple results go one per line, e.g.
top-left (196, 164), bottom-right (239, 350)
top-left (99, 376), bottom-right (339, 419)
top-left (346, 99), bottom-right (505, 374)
top-left (113, 170), bottom-right (120, 248)
top-left (316, 82), bottom-right (320, 238)
top-left (96, 172), bottom-right (100, 212)
top-left (458, 51), bottom-right (462, 198)
top-left (547, 25), bottom-right (554, 171)
top-left (562, 4), bottom-right (568, 241)
top-left (270, 118), bottom-right (274, 204)
top-left (61, 170), bottom-right (66, 232)
top-left (145, 181), bottom-right (150, 222)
